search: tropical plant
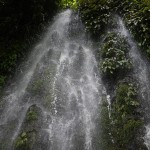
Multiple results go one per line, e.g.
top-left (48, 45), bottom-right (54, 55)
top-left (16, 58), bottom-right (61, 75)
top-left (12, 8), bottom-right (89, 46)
top-left (111, 83), bottom-right (144, 149)
top-left (100, 32), bottom-right (131, 75)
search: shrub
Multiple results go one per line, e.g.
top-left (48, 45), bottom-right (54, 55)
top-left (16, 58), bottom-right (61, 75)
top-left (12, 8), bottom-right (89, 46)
top-left (79, 0), bottom-right (111, 37)
top-left (111, 83), bottom-right (143, 149)
top-left (113, 0), bottom-right (150, 59)
top-left (100, 32), bottom-right (131, 75)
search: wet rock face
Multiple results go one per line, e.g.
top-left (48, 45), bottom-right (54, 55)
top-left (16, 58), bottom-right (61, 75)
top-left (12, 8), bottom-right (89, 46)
top-left (14, 104), bottom-right (49, 150)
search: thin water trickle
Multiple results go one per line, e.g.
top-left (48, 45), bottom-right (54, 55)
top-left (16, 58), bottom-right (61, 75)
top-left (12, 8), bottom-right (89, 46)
top-left (117, 17), bottom-right (150, 149)
top-left (0, 10), bottom-right (103, 150)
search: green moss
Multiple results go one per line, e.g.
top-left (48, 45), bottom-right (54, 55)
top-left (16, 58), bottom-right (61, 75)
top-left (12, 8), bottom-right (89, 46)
top-left (26, 110), bottom-right (38, 122)
top-left (15, 132), bottom-right (29, 150)
top-left (26, 105), bottom-right (41, 122)
top-left (15, 131), bottom-right (37, 150)
top-left (14, 105), bottom-right (42, 150)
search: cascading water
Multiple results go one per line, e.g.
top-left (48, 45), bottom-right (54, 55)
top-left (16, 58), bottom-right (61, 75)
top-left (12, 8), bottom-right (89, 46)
top-left (117, 17), bottom-right (150, 149)
top-left (0, 10), bottom-right (103, 150)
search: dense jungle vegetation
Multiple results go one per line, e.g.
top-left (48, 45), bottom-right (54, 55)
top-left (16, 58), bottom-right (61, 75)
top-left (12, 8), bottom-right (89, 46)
top-left (0, 0), bottom-right (150, 149)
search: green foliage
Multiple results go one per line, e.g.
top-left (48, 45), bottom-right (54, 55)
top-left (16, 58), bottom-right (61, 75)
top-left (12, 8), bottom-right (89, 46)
top-left (125, 6), bottom-right (150, 57)
top-left (112, 0), bottom-right (150, 59)
top-left (15, 132), bottom-right (29, 149)
top-left (115, 83), bottom-right (139, 114)
top-left (79, 0), bottom-right (111, 36)
top-left (26, 110), bottom-right (38, 122)
top-left (111, 83), bottom-right (143, 149)
top-left (14, 105), bottom-right (41, 150)
top-left (100, 32), bottom-right (131, 75)
top-left (60, 0), bottom-right (77, 9)
top-left (79, 0), bottom-right (149, 60)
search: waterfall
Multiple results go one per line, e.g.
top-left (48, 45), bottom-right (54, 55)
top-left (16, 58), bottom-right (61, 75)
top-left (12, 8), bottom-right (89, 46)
top-left (117, 17), bottom-right (150, 149)
top-left (0, 10), bottom-right (103, 150)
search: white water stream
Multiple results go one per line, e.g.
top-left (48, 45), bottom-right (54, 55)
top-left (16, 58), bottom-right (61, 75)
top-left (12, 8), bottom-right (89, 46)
top-left (0, 10), bottom-right (103, 150)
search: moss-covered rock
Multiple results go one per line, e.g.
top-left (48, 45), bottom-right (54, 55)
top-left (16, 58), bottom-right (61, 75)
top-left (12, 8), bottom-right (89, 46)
top-left (111, 83), bottom-right (147, 150)
top-left (14, 104), bottom-right (49, 150)
top-left (15, 132), bottom-right (30, 150)
top-left (100, 32), bottom-right (131, 76)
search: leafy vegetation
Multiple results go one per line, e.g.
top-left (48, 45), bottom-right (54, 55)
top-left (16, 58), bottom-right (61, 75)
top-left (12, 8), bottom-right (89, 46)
top-left (79, 0), bottom-right (150, 58)
top-left (27, 110), bottom-right (38, 122)
top-left (123, 1), bottom-right (150, 59)
top-left (111, 83), bottom-right (146, 149)
top-left (100, 32), bottom-right (131, 75)
top-left (15, 132), bottom-right (29, 149)
top-left (15, 130), bottom-right (37, 150)
top-left (95, 83), bottom-right (145, 150)
top-left (79, 0), bottom-right (111, 37)
top-left (59, 0), bottom-right (77, 9)
top-left (109, 0), bottom-right (150, 59)
top-left (14, 105), bottom-right (42, 150)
